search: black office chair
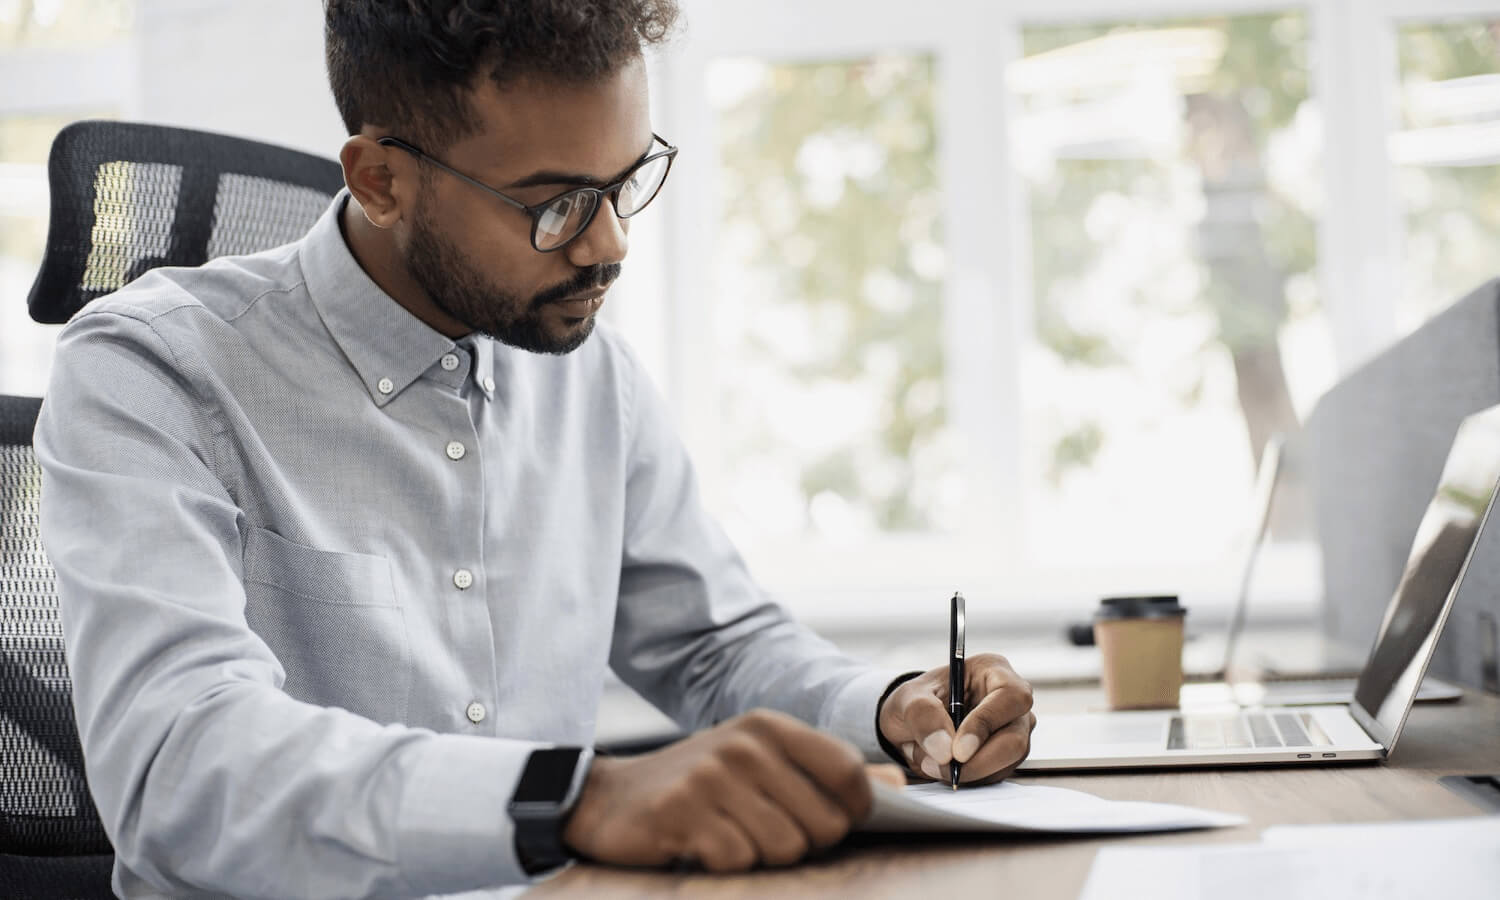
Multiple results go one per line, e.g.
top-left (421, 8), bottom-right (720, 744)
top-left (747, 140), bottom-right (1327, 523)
top-left (0, 393), bottom-right (115, 898)
top-left (1, 120), bottom-right (343, 897)
top-left (28, 119), bottom-right (346, 324)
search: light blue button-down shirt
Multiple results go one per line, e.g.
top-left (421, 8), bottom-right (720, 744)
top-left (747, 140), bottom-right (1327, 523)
top-left (35, 194), bottom-right (898, 899)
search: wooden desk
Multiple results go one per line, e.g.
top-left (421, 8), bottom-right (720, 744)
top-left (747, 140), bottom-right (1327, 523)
top-left (531, 688), bottom-right (1500, 899)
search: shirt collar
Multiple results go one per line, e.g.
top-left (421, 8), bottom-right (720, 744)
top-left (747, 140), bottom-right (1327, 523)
top-left (463, 334), bottom-right (497, 400)
top-left (299, 190), bottom-right (475, 407)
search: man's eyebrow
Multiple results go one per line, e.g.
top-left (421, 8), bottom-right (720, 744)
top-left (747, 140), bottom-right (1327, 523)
top-left (504, 138), bottom-right (656, 191)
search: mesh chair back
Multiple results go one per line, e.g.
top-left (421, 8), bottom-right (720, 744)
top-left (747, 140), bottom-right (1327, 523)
top-left (0, 395), bottom-right (110, 858)
top-left (27, 119), bottom-right (346, 324)
top-left (4, 123), bottom-right (340, 892)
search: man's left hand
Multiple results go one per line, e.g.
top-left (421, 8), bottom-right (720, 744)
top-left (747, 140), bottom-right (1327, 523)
top-left (877, 653), bottom-right (1036, 785)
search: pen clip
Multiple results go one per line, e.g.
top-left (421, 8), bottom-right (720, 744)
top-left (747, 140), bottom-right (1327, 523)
top-left (950, 591), bottom-right (965, 659)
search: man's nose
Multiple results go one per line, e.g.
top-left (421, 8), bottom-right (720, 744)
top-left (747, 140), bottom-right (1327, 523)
top-left (565, 197), bottom-right (629, 269)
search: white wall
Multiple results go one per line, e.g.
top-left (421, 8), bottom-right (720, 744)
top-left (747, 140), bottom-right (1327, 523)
top-left (133, 0), bottom-right (345, 155)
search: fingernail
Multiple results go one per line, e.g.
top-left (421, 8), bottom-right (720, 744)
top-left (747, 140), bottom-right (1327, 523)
top-left (901, 742), bottom-right (917, 763)
top-left (922, 731), bottom-right (952, 764)
top-left (953, 734), bottom-right (980, 763)
top-left (920, 757), bottom-right (941, 780)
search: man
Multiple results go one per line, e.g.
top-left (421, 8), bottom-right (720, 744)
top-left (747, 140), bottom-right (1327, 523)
top-left (36, 1), bottom-right (1035, 896)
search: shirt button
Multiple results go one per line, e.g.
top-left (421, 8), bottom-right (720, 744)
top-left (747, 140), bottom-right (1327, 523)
top-left (445, 440), bottom-right (466, 460)
top-left (440, 353), bottom-right (460, 371)
top-left (453, 568), bottom-right (473, 590)
top-left (377, 377), bottom-right (394, 395)
top-left (482, 376), bottom-right (496, 393)
top-left (465, 701), bottom-right (486, 724)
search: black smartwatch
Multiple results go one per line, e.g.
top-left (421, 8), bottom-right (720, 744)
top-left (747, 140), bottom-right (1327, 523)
top-left (508, 746), bottom-right (594, 875)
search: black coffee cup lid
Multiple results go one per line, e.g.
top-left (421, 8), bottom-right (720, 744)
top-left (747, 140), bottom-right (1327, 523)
top-left (1094, 594), bottom-right (1185, 620)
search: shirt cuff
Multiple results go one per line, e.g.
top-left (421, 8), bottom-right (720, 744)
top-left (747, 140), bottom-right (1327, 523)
top-left (819, 667), bottom-right (921, 763)
top-left (873, 671), bottom-right (924, 767)
top-left (395, 733), bottom-right (537, 894)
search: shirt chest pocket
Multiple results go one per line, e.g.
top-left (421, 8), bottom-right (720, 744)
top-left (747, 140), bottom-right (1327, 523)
top-left (242, 526), bottom-right (411, 724)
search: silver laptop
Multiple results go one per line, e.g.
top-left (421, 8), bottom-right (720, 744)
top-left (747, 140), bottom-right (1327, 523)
top-left (1019, 404), bottom-right (1500, 771)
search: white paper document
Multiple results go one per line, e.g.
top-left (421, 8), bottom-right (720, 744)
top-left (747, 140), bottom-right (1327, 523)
top-left (860, 780), bottom-right (1245, 834)
top-left (1079, 817), bottom-right (1500, 900)
top-left (1259, 815), bottom-right (1500, 847)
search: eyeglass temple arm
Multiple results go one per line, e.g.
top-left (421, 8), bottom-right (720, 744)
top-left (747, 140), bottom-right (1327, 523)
top-left (376, 136), bottom-right (530, 214)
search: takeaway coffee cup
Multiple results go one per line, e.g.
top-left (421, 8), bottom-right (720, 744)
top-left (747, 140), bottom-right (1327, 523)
top-left (1093, 594), bottom-right (1187, 710)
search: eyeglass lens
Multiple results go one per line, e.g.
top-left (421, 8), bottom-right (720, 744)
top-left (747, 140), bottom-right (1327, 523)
top-left (533, 152), bottom-right (673, 250)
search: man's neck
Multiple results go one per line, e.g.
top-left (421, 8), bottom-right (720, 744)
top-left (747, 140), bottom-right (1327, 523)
top-left (338, 198), bottom-right (471, 339)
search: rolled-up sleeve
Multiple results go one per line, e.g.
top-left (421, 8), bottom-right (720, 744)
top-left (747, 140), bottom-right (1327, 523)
top-left (607, 349), bottom-right (903, 762)
top-left (37, 305), bottom-right (537, 898)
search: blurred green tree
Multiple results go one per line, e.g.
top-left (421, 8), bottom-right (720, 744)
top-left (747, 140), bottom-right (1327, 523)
top-left (1025, 14), bottom-right (1312, 478)
top-left (1397, 21), bottom-right (1500, 322)
top-left (716, 56), bottom-right (945, 532)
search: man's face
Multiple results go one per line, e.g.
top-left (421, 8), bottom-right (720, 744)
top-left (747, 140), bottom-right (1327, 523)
top-left (399, 58), bottom-right (652, 354)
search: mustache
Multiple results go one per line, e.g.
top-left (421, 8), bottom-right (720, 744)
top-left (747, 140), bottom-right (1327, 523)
top-left (531, 263), bottom-right (622, 309)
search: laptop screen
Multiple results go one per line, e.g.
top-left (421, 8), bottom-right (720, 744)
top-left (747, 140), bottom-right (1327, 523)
top-left (1217, 434), bottom-right (1284, 678)
top-left (1351, 404), bottom-right (1500, 749)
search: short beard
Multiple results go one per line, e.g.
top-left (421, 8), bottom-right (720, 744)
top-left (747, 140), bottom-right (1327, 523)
top-left (405, 202), bottom-right (619, 355)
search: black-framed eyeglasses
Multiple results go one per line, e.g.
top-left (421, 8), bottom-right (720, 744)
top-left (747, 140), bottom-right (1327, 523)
top-left (377, 133), bottom-right (677, 253)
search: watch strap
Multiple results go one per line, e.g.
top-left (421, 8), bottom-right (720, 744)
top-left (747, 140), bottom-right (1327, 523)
top-left (510, 746), bottom-right (593, 875)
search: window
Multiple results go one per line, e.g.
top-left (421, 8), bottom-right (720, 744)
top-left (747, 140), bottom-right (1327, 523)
top-left (1013, 13), bottom-right (1329, 569)
top-left (0, 0), bottom-right (132, 50)
top-left (666, 2), bottom-right (1348, 624)
top-left (1394, 18), bottom-right (1500, 332)
top-left (6, 0), bottom-right (1500, 632)
top-left (0, 0), bottom-right (135, 396)
top-left (708, 55), bottom-right (954, 552)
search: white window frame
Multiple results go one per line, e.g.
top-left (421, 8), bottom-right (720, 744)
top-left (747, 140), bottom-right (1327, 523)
top-left (649, 0), bottom-right (1500, 630)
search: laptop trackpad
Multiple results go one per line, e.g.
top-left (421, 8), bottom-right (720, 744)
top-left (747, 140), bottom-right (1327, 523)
top-left (1034, 715), bottom-right (1167, 748)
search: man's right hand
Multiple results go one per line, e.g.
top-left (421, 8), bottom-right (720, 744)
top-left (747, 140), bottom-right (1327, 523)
top-left (561, 708), bottom-right (904, 872)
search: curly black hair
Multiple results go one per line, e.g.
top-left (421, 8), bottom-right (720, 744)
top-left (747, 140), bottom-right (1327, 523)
top-left (325, 1), bottom-right (679, 153)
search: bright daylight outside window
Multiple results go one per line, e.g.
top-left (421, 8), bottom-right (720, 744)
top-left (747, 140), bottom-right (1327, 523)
top-left (0, 0), bottom-right (134, 396)
top-left (707, 56), bottom-right (953, 577)
top-left (0, 0), bottom-right (131, 49)
top-left (1012, 14), bottom-right (1329, 603)
top-left (1395, 19), bottom-right (1500, 334)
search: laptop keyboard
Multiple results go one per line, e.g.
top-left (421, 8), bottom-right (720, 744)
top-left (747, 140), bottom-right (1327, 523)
top-left (1272, 712), bottom-right (1313, 746)
top-left (1167, 711), bottom-right (1324, 750)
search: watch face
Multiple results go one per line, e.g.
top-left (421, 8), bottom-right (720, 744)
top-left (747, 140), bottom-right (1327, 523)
top-left (514, 747), bottom-right (584, 803)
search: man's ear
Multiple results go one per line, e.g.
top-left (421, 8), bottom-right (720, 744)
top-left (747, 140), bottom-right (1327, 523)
top-left (340, 134), bottom-right (405, 229)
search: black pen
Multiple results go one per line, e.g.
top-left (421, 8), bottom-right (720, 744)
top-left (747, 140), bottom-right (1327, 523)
top-left (949, 591), bottom-right (966, 791)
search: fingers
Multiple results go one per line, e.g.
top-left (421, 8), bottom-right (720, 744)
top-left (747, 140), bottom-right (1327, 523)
top-left (876, 654), bottom-right (1035, 785)
top-left (952, 656), bottom-right (1034, 764)
top-left (711, 776), bottom-right (815, 866)
top-left (889, 688), bottom-right (959, 768)
top-left (901, 711), bottom-right (1036, 786)
top-left (563, 709), bottom-right (895, 873)
top-left (686, 812), bottom-right (758, 873)
top-left (897, 737), bottom-right (945, 782)
top-left (682, 709), bottom-right (873, 869)
top-left (957, 711), bottom-right (1036, 784)
top-left (866, 763), bottom-right (907, 789)
top-left (746, 710), bottom-right (874, 822)
top-left (717, 727), bottom-right (853, 852)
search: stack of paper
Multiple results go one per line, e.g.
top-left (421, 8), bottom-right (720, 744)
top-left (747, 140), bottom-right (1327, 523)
top-left (1079, 816), bottom-right (1500, 900)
